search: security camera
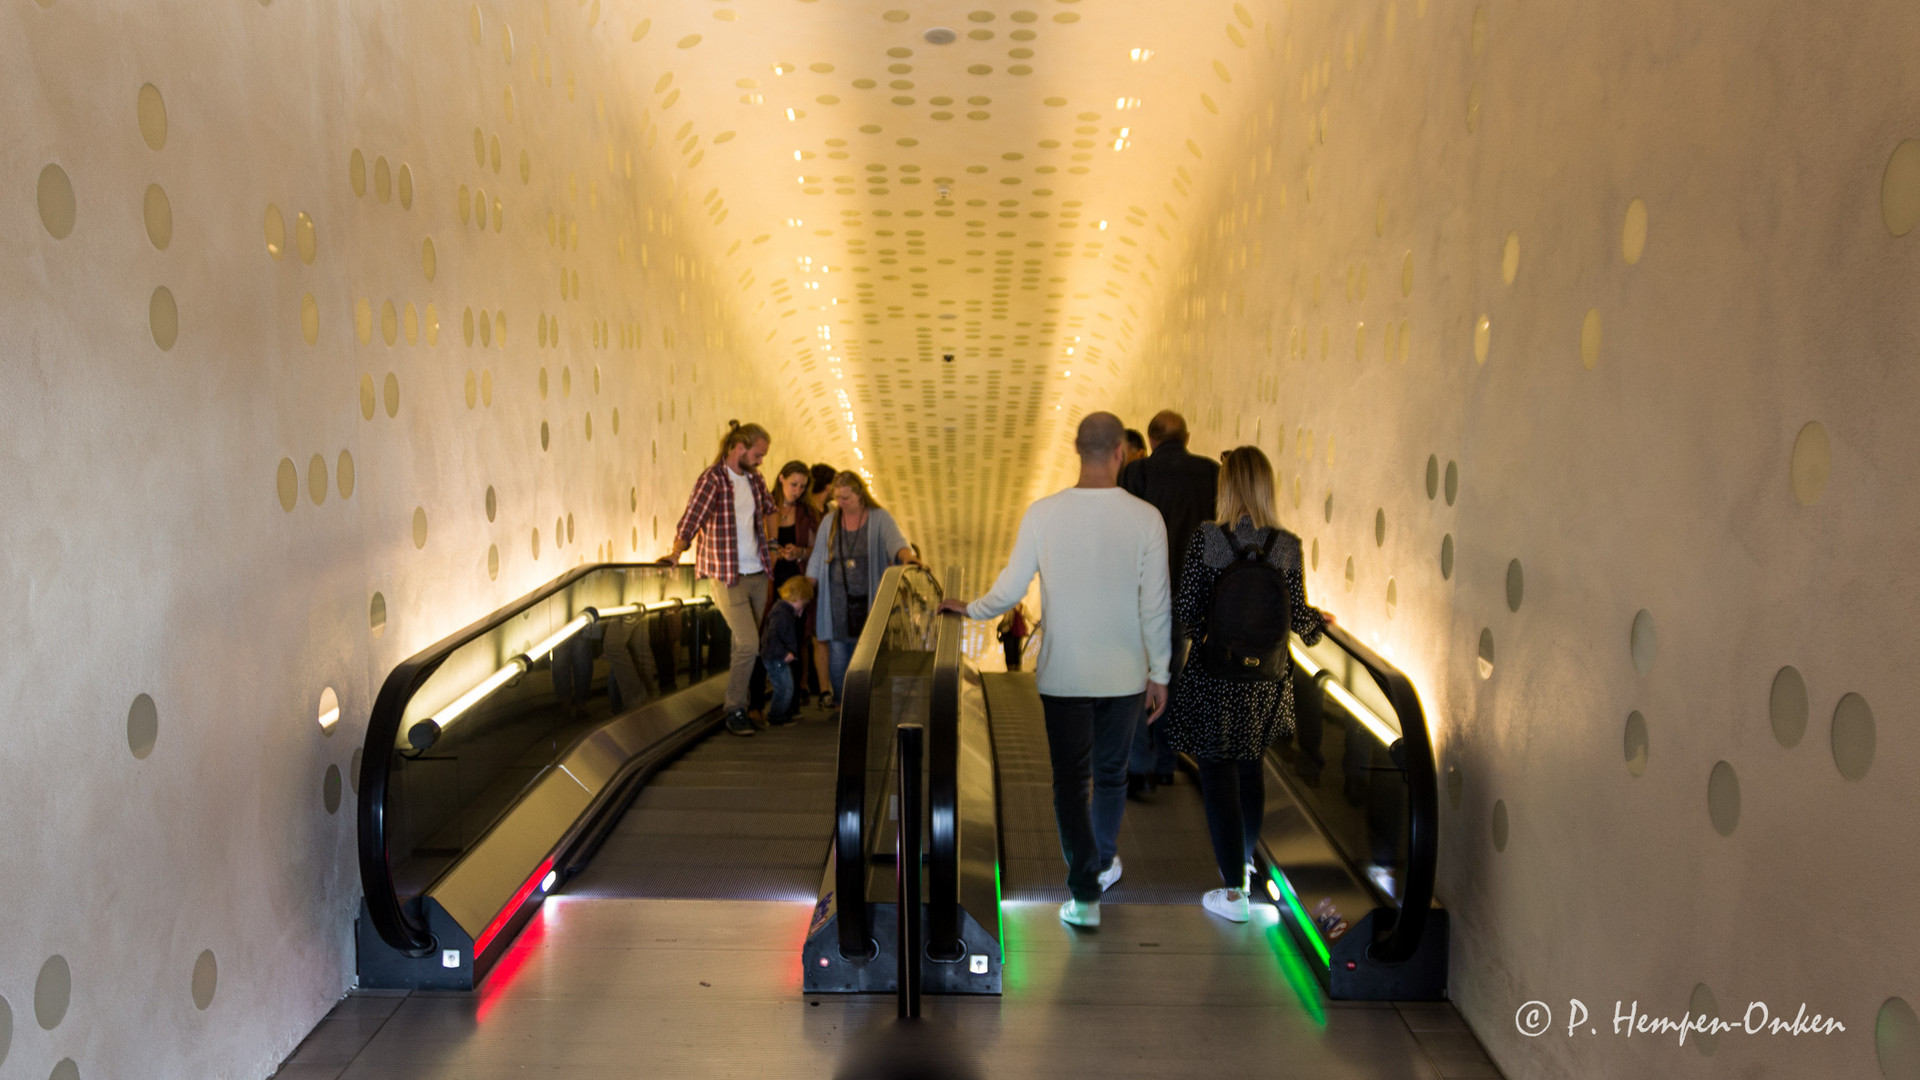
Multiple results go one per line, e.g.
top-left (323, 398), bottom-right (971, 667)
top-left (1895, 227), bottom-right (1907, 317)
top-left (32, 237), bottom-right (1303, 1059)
top-left (942, 352), bottom-right (955, 363)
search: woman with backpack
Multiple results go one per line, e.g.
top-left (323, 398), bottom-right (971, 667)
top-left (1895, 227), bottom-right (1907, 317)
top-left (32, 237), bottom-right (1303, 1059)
top-left (1159, 445), bottom-right (1329, 922)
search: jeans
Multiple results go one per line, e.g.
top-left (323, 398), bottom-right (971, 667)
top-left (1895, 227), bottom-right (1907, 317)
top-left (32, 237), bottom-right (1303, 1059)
top-left (765, 659), bottom-right (797, 723)
top-left (716, 574), bottom-right (770, 713)
top-left (825, 593), bottom-right (871, 702)
top-left (1194, 756), bottom-right (1266, 889)
top-left (1039, 693), bottom-right (1141, 902)
top-left (1130, 626), bottom-right (1188, 775)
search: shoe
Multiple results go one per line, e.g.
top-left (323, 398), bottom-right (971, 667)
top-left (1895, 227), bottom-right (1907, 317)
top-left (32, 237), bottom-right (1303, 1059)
top-left (723, 710), bottom-right (756, 737)
top-left (1097, 856), bottom-right (1123, 893)
top-left (1202, 888), bottom-right (1250, 923)
top-left (748, 708), bottom-right (770, 731)
top-left (1126, 774), bottom-right (1154, 800)
top-left (768, 711), bottom-right (798, 727)
top-left (1059, 898), bottom-right (1100, 928)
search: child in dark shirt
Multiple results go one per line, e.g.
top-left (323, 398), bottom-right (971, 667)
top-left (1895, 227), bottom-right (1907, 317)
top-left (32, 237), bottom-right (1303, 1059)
top-left (761, 576), bottom-right (815, 727)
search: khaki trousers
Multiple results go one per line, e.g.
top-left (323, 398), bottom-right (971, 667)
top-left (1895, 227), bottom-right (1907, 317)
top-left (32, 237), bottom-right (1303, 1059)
top-left (717, 573), bottom-right (769, 713)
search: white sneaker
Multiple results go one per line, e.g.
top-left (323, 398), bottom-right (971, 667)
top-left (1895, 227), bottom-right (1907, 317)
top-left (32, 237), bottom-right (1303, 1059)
top-left (1203, 888), bottom-right (1250, 923)
top-left (1097, 856), bottom-right (1123, 893)
top-left (1059, 898), bottom-right (1101, 928)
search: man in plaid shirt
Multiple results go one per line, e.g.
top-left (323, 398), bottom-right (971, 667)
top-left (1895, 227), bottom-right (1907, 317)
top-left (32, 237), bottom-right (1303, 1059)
top-left (661, 421), bottom-right (777, 736)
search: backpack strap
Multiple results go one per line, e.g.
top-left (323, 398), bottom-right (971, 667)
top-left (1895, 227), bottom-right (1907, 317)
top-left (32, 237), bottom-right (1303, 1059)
top-left (1257, 528), bottom-right (1281, 559)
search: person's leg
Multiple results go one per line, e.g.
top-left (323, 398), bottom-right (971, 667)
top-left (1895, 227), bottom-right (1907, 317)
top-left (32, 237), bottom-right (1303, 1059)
top-left (1194, 757), bottom-right (1248, 888)
top-left (715, 575), bottom-right (766, 714)
top-left (1039, 695), bottom-right (1102, 902)
top-left (604, 617), bottom-right (643, 711)
top-left (1002, 637), bottom-right (1021, 671)
top-left (828, 639), bottom-right (855, 702)
top-left (1127, 708), bottom-right (1158, 784)
top-left (813, 639), bottom-right (833, 702)
top-left (766, 660), bottom-right (795, 723)
top-left (1238, 757), bottom-right (1266, 875)
top-left (1089, 695), bottom-right (1140, 870)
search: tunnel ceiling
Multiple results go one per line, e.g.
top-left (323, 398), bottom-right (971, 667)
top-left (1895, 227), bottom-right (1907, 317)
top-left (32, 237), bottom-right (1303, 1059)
top-left (631, 0), bottom-right (1268, 590)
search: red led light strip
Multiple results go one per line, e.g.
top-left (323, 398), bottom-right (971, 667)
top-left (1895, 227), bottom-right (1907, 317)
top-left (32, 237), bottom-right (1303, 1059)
top-left (473, 856), bottom-right (555, 958)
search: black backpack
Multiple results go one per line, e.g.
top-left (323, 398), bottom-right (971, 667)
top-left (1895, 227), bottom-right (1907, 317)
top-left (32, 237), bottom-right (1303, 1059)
top-left (1197, 528), bottom-right (1292, 682)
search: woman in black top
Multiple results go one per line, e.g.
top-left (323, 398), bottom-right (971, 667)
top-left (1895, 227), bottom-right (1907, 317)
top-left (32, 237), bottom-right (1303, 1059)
top-left (1160, 446), bottom-right (1328, 923)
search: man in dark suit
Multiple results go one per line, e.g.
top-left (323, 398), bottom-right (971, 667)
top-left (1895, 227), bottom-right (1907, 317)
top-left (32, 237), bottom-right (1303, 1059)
top-left (1119, 410), bottom-right (1219, 795)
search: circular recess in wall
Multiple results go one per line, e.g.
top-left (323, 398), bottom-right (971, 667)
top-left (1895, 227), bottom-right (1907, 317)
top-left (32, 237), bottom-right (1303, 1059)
top-left (349, 747), bottom-right (363, 794)
top-left (531, 528), bottom-right (542, 560)
top-left (1425, 455), bottom-right (1438, 499)
top-left (567, 514), bottom-right (576, 543)
top-left (1490, 799), bottom-right (1508, 851)
top-left (1769, 665), bottom-right (1807, 749)
top-left (1374, 508), bottom-right (1386, 546)
top-left (1790, 421), bottom-right (1830, 505)
top-left (190, 950), bottom-right (217, 1010)
top-left (488, 544), bottom-right (500, 580)
top-left (464, 371), bottom-right (478, 409)
top-left (1444, 460), bottom-right (1458, 505)
top-left (1623, 711), bottom-right (1648, 776)
top-left (368, 592), bottom-right (387, 637)
top-left (349, 148), bottom-right (366, 197)
top-left (1445, 765), bottom-right (1462, 809)
top-left (383, 373), bottom-right (400, 418)
top-left (1309, 538), bottom-right (1318, 571)
top-left (323, 764), bottom-right (343, 814)
top-left (264, 204), bottom-right (286, 259)
top-left (143, 184), bottom-right (172, 249)
top-left (1881, 140), bottom-right (1920, 237)
top-left (1630, 609), bottom-right (1657, 676)
top-left (276, 458), bottom-right (298, 512)
top-left (1385, 577), bottom-right (1397, 618)
top-left (1878, 997), bottom-right (1920, 1079)
top-left (1501, 232), bottom-right (1519, 284)
top-left (412, 507), bottom-right (428, 549)
top-left (150, 286), bottom-right (179, 350)
top-left (295, 211), bottom-right (316, 264)
top-left (538, 367), bottom-right (549, 399)
top-left (35, 955), bottom-right (69, 1029)
top-left (398, 163), bottom-right (413, 208)
top-left (1688, 983), bottom-right (1720, 1056)
top-left (1831, 692), bottom-right (1875, 781)
top-left (1439, 534), bottom-right (1454, 579)
top-left (304, 455), bottom-right (328, 506)
top-left (51, 1059), bottom-right (78, 1080)
top-left (127, 693), bottom-right (159, 759)
top-left (137, 82), bottom-right (168, 150)
top-left (37, 164), bottom-right (76, 239)
top-left (481, 370), bottom-right (493, 405)
top-left (1505, 559), bottom-right (1524, 611)
top-left (612, 409), bottom-right (621, 434)
top-left (1473, 315), bottom-right (1490, 364)
top-left (337, 450), bottom-right (355, 499)
top-left (485, 485), bottom-right (498, 522)
top-left (317, 686), bottom-right (340, 734)
top-left (1343, 556), bottom-right (1355, 592)
top-left (924, 26), bottom-right (957, 43)
top-left (373, 156), bottom-right (391, 203)
top-left (585, 413), bottom-right (593, 441)
top-left (422, 237), bottom-right (437, 281)
top-left (1323, 491), bottom-right (1333, 523)
top-left (358, 375), bottom-right (376, 420)
top-left (1707, 761), bottom-right (1740, 837)
top-left (1622, 198), bottom-right (1649, 265)
top-left (1580, 309), bottom-right (1601, 369)
top-left (300, 295), bottom-right (319, 345)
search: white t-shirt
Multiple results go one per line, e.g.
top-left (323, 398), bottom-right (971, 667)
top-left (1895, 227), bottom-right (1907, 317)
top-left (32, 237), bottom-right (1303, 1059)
top-left (966, 487), bottom-right (1171, 697)
top-left (727, 466), bottom-right (764, 575)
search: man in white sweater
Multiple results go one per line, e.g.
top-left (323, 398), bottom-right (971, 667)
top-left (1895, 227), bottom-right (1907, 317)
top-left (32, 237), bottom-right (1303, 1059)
top-left (940, 412), bottom-right (1172, 928)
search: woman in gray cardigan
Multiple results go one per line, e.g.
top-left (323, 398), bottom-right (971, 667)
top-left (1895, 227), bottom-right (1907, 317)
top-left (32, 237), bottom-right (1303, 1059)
top-left (805, 471), bottom-right (920, 703)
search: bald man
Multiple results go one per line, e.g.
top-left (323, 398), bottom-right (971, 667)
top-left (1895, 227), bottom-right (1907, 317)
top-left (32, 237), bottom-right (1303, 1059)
top-left (941, 412), bottom-right (1172, 929)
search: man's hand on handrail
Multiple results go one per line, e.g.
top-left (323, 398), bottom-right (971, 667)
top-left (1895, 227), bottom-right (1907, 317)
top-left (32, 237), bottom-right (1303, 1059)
top-left (936, 598), bottom-right (969, 617)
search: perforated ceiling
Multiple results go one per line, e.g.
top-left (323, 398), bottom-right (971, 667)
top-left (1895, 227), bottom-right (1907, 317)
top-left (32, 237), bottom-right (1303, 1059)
top-left (627, 0), bottom-right (1267, 590)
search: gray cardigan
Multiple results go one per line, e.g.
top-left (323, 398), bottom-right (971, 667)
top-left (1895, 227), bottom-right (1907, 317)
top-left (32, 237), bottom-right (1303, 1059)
top-left (805, 506), bottom-right (909, 641)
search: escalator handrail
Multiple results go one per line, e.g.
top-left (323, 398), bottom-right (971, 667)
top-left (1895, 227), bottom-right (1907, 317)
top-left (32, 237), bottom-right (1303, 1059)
top-left (357, 560), bottom-right (696, 955)
top-left (924, 601), bottom-right (966, 961)
top-left (1316, 620), bottom-right (1440, 965)
top-left (832, 563), bottom-right (940, 961)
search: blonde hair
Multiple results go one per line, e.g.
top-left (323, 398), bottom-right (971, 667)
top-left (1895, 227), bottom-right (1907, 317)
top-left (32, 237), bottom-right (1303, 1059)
top-left (779, 576), bottom-right (817, 603)
top-left (1216, 445), bottom-right (1280, 530)
top-left (712, 420), bottom-right (771, 466)
top-left (831, 470), bottom-right (881, 511)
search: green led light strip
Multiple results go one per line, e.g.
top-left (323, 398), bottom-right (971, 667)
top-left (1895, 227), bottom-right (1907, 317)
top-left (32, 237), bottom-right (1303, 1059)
top-left (1269, 869), bottom-right (1332, 969)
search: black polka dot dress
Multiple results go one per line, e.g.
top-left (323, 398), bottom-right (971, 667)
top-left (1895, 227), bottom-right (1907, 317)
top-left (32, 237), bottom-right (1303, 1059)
top-left (1162, 518), bottom-right (1326, 762)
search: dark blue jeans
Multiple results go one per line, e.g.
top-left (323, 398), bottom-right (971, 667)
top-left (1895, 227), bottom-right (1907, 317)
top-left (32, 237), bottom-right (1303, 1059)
top-left (1039, 693), bottom-right (1141, 902)
top-left (765, 658), bottom-right (797, 723)
top-left (1130, 628), bottom-right (1186, 776)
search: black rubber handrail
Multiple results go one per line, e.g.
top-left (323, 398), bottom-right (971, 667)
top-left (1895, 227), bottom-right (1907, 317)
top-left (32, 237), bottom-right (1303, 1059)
top-left (357, 562), bottom-right (697, 955)
top-left (831, 564), bottom-right (940, 962)
top-left (895, 723), bottom-right (925, 1019)
top-left (924, 605), bottom-right (966, 962)
top-left (1315, 621), bottom-right (1439, 966)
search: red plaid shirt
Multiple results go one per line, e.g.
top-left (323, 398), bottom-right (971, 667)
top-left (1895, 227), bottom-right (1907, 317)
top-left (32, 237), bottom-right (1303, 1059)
top-left (674, 462), bottom-right (774, 585)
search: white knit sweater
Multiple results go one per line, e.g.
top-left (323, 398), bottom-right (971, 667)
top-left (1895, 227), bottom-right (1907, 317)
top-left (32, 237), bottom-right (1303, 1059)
top-left (966, 487), bottom-right (1172, 697)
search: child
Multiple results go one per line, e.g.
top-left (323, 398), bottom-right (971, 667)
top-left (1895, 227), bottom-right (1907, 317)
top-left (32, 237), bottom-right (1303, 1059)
top-left (761, 576), bottom-right (815, 727)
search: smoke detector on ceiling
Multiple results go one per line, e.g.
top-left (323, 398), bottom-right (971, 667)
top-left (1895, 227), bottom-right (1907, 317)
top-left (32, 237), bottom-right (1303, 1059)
top-left (923, 27), bottom-right (958, 44)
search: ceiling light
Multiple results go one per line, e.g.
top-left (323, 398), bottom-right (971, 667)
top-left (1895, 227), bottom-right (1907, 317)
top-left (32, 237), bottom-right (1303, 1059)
top-left (923, 27), bottom-right (958, 44)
